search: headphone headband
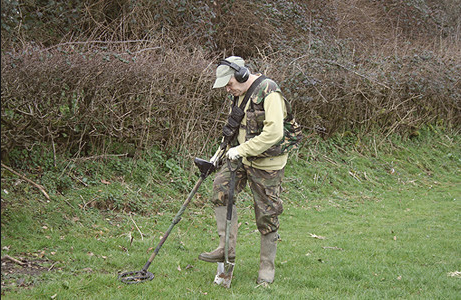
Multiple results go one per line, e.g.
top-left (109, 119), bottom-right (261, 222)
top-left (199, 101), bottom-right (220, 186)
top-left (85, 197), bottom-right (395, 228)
top-left (219, 59), bottom-right (241, 72)
top-left (219, 59), bottom-right (249, 83)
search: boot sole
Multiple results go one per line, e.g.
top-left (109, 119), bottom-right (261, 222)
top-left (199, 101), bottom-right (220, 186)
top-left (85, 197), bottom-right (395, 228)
top-left (257, 278), bottom-right (274, 285)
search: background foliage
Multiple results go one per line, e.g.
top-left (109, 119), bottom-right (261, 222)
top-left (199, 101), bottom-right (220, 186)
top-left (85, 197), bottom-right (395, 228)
top-left (1, 0), bottom-right (460, 164)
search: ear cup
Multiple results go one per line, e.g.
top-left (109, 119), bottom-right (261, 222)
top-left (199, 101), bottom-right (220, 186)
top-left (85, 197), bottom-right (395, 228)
top-left (219, 59), bottom-right (249, 83)
top-left (234, 66), bottom-right (249, 83)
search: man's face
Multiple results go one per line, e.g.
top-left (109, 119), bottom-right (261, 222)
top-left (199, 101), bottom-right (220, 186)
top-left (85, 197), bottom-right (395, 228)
top-left (225, 77), bottom-right (246, 97)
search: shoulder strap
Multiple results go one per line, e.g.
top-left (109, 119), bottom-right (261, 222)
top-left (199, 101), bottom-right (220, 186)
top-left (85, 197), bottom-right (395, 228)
top-left (236, 75), bottom-right (266, 110)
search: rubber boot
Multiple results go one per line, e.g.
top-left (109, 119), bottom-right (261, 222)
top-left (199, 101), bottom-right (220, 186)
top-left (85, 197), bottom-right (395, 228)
top-left (198, 206), bottom-right (238, 263)
top-left (257, 231), bottom-right (279, 284)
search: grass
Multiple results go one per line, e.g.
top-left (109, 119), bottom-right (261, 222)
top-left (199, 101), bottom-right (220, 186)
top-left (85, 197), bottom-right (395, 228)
top-left (1, 129), bottom-right (460, 299)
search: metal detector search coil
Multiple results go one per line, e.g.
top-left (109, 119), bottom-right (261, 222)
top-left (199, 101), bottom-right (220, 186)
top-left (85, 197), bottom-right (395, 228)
top-left (118, 270), bottom-right (154, 284)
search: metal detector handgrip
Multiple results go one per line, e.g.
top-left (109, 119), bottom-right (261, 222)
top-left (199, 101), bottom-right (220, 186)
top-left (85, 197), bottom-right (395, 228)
top-left (210, 137), bottom-right (227, 168)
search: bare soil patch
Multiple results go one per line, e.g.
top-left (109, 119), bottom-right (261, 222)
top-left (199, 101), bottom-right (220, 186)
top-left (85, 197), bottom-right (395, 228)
top-left (1, 254), bottom-right (56, 292)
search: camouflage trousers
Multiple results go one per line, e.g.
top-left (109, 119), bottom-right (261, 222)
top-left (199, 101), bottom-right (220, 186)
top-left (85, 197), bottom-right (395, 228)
top-left (212, 159), bottom-right (285, 235)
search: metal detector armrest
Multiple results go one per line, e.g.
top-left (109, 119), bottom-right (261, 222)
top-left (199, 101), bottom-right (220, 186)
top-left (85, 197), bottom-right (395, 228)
top-left (194, 158), bottom-right (216, 179)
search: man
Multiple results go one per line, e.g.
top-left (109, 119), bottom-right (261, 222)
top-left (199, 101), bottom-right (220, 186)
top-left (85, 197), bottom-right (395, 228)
top-left (198, 56), bottom-right (289, 286)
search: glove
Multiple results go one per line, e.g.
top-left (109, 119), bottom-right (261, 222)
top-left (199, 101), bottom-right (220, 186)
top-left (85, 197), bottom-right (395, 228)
top-left (226, 147), bottom-right (241, 160)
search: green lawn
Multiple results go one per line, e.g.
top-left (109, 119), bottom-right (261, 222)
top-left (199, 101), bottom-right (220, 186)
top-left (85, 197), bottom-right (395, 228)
top-left (1, 131), bottom-right (460, 299)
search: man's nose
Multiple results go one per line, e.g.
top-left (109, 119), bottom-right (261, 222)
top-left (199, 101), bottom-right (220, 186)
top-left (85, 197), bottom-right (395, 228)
top-left (226, 86), bottom-right (231, 93)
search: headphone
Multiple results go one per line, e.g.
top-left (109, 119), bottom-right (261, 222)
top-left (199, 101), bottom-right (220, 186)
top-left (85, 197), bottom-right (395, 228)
top-left (219, 59), bottom-right (250, 83)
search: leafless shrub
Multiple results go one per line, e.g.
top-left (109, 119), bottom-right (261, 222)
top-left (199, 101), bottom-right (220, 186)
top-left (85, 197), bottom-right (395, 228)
top-left (68, 0), bottom-right (276, 58)
top-left (1, 0), bottom-right (460, 162)
top-left (264, 44), bottom-right (460, 138)
top-left (1, 42), bottom-right (226, 160)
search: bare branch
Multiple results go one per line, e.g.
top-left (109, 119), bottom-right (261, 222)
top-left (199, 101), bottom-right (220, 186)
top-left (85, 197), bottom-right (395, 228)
top-left (1, 163), bottom-right (50, 202)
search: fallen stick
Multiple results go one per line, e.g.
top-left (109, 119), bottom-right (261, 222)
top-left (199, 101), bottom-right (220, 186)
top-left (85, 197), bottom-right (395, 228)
top-left (130, 213), bottom-right (144, 240)
top-left (2, 255), bottom-right (26, 266)
top-left (322, 246), bottom-right (344, 251)
top-left (82, 195), bottom-right (99, 210)
top-left (48, 261), bottom-right (58, 271)
top-left (1, 163), bottom-right (50, 201)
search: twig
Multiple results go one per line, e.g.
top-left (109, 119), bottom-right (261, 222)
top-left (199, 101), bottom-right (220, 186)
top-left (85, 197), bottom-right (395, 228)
top-left (51, 136), bottom-right (57, 167)
top-left (48, 261), bottom-right (58, 271)
top-left (63, 198), bottom-right (75, 209)
top-left (291, 57), bottom-right (391, 90)
top-left (309, 233), bottom-right (326, 240)
top-left (289, 54), bottom-right (309, 65)
top-left (133, 47), bottom-right (162, 54)
top-left (130, 213), bottom-right (144, 240)
top-left (378, 108), bottom-right (416, 147)
top-left (295, 65), bottom-right (328, 103)
top-left (69, 174), bottom-right (88, 187)
top-left (82, 196), bottom-right (99, 210)
top-left (322, 246), bottom-right (344, 251)
top-left (322, 155), bottom-right (339, 166)
top-left (42, 40), bottom-right (155, 51)
top-left (348, 171), bottom-right (362, 182)
top-left (324, 60), bottom-right (391, 90)
top-left (48, 125), bottom-right (57, 168)
top-left (2, 255), bottom-right (25, 266)
top-left (373, 135), bottom-right (378, 157)
top-left (1, 163), bottom-right (50, 202)
top-left (70, 153), bottom-right (128, 162)
top-left (447, 271), bottom-right (461, 278)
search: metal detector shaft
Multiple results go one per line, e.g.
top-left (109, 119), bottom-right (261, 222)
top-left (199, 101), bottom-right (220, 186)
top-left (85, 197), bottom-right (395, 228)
top-left (220, 158), bottom-right (239, 288)
top-left (224, 166), bottom-right (236, 264)
top-left (141, 175), bottom-right (205, 272)
top-left (119, 149), bottom-right (223, 284)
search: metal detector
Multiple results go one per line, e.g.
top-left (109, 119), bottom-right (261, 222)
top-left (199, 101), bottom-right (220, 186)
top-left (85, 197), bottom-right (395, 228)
top-left (118, 155), bottom-right (220, 284)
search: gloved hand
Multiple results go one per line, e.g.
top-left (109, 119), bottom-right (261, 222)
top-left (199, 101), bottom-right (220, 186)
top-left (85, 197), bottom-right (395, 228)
top-left (226, 147), bottom-right (241, 160)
